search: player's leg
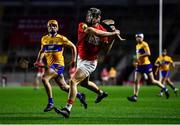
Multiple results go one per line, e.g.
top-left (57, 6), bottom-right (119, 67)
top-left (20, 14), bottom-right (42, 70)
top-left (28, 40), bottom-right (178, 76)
top-left (158, 71), bottom-right (170, 97)
top-left (54, 58), bottom-right (99, 118)
top-left (127, 71), bottom-right (142, 102)
top-left (148, 72), bottom-right (169, 99)
top-left (81, 77), bottom-right (98, 93)
top-left (42, 68), bottom-right (58, 112)
top-left (54, 75), bottom-right (87, 109)
top-left (158, 77), bottom-right (166, 97)
top-left (54, 68), bottom-right (87, 118)
top-left (55, 75), bottom-right (69, 93)
top-left (134, 72), bottom-right (142, 96)
top-left (80, 77), bottom-right (108, 103)
top-left (166, 78), bottom-right (178, 96)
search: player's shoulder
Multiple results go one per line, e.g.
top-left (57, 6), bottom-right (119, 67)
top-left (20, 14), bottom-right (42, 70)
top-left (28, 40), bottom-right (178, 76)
top-left (158, 55), bottom-right (163, 59)
top-left (142, 41), bottom-right (150, 48)
top-left (166, 55), bottom-right (172, 60)
top-left (56, 34), bottom-right (69, 42)
top-left (136, 43), bottom-right (139, 47)
top-left (41, 34), bottom-right (48, 40)
top-left (56, 34), bottom-right (64, 39)
top-left (79, 22), bottom-right (87, 26)
top-left (41, 35), bottom-right (49, 43)
top-left (79, 22), bottom-right (88, 30)
top-left (142, 41), bottom-right (149, 46)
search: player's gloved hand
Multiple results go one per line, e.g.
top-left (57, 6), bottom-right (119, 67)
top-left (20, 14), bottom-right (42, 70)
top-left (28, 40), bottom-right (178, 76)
top-left (34, 61), bottom-right (44, 67)
top-left (110, 25), bottom-right (116, 31)
top-left (114, 29), bottom-right (120, 35)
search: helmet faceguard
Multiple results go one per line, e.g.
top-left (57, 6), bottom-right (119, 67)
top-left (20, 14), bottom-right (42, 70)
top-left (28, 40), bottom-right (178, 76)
top-left (135, 32), bottom-right (144, 42)
top-left (86, 8), bottom-right (101, 25)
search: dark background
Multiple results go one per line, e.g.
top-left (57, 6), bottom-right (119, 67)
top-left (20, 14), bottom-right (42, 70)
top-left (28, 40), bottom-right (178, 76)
top-left (0, 0), bottom-right (180, 85)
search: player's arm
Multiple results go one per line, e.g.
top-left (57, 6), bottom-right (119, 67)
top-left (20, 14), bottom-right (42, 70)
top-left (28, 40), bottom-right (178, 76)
top-left (86, 27), bottom-right (120, 37)
top-left (34, 38), bottom-right (45, 66)
top-left (171, 62), bottom-right (175, 68)
top-left (79, 24), bottom-right (120, 36)
top-left (171, 62), bottom-right (175, 69)
top-left (34, 49), bottom-right (45, 67)
top-left (155, 65), bottom-right (160, 76)
top-left (36, 49), bottom-right (45, 63)
top-left (170, 57), bottom-right (175, 69)
top-left (138, 44), bottom-right (151, 58)
top-left (154, 58), bottom-right (160, 75)
top-left (63, 37), bottom-right (77, 66)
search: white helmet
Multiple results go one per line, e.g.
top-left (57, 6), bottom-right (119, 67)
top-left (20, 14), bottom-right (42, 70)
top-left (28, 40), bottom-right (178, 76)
top-left (135, 33), bottom-right (144, 39)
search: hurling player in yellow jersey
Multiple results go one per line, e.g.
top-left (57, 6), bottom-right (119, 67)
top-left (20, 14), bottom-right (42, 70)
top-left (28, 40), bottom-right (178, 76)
top-left (34, 20), bottom-right (87, 112)
top-left (155, 49), bottom-right (178, 96)
top-left (127, 33), bottom-right (170, 102)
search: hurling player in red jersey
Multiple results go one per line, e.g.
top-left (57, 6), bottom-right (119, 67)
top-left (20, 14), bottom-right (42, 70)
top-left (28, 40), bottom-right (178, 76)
top-left (54, 7), bottom-right (120, 118)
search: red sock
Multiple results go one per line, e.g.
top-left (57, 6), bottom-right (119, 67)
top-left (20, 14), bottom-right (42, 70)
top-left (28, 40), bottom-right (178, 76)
top-left (67, 99), bottom-right (74, 104)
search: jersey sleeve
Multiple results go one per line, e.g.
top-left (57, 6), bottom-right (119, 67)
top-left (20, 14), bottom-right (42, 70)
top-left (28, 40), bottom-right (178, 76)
top-left (62, 36), bottom-right (74, 46)
top-left (40, 36), bottom-right (45, 52)
top-left (169, 57), bottom-right (173, 63)
top-left (78, 22), bottom-right (88, 33)
top-left (143, 42), bottom-right (150, 54)
top-left (155, 57), bottom-right (160, 64)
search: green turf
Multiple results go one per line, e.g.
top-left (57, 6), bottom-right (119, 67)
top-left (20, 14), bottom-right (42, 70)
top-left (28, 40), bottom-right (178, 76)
top-left (0, 85), bottom-right (180, 124)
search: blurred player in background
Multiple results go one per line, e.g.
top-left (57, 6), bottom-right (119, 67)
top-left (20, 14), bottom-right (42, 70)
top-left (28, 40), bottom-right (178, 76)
top-left (155, 49), bottom-right (178, 96)
top-left (54, 7), bottom-right (120, 118)
top-left (1, 75), bottom-right (7, 88)
top-left (108, 67), bottom-right (117, 85)
top-left (127, 33), bottom-right (170, 102)
top-left (34, 19), bottom-right (87, 112)
top-left (100, 67), bottom-right (109, 85)
top-left (34, 67), bottom-right (45, 90)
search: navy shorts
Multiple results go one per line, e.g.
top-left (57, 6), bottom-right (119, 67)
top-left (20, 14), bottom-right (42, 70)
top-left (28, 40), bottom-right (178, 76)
top-left (136, 64), bottom-right (153, 74)
top-left (161, 71), bottom-right (170, 78)
top-left (50, 64), bottom-right (65, 75)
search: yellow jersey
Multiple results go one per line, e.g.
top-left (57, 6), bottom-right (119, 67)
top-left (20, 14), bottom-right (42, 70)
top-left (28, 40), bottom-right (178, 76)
top-left (41, 34), bottom-right (72, 66)
top-left (136, 41), bottom-right (151, 65)
top-left (155, 55), bottom-right (173, 71)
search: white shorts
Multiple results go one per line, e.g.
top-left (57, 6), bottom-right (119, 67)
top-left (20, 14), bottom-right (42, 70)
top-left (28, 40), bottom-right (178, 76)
top-left (37, 72), bottom-right (44, 78)
top-left (77, 56), bottom-right (97, 77)
top-left (101, 76), bottom-right (109, 81)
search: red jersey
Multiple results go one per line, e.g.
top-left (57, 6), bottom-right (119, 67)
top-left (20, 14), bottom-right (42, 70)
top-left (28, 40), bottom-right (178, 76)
top-left (77, 22), bottom-right (108, 61)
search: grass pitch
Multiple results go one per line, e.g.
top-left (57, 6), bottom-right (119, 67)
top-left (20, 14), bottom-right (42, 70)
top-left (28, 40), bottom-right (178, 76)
top-left (0, 85), bottom-right (180, 124)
